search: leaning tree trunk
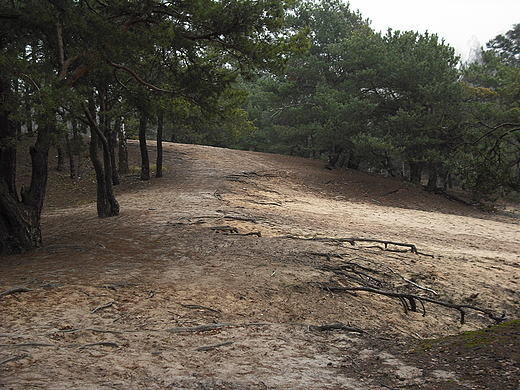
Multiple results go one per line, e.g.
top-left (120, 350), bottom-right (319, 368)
top-left (139, 115), bottom-right (150, 181)
top-left (83, 102), bottom-right (119, 218)
top-left (156, 113), bottom-right (163, 179)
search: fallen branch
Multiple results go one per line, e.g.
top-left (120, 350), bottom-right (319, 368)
top-left (0, 354), bottom-right (29, 366)
top-left (0, 287), bottom-right (32, 297)
top-left (85, 328), bottom-right (123, 334)
top-left (426, 187), bottom-right (473, 207)
top-left (0, 342), bottom-right (55, 347)
top-left (381, 188), bottom-right (403, 197)
top-left (309, 323), bottom-right (366, 334)
top-left (210, 226), bottom-right (239, 234)
top-left (324, 285), bottom-right (506, 324)
top-left (210, 225), bottom-right (261, 236)
top-left (195, 341), bottom-right (233, 351)
top-left (91, 301), bottom-right (116, 314)
top-left (0, 342), bottom-right (120, 350)
top-left (165, 323), bottom-right (237, 333)
top-left (242, 231), bottom-right (262, 237)
top-left (284, 236), bottom-right (432, 256)
top-left (78, 342), bottom-right (119, 349)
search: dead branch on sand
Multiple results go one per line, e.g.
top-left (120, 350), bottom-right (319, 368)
top-left (0, 287), bottom-right (32, 297)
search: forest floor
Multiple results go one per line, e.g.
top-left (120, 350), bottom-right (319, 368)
top-left (1, 140), bottom-right (520, 390)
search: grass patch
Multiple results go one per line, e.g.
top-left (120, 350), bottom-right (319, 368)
top-left (415, 319), bottom-right (520, 357)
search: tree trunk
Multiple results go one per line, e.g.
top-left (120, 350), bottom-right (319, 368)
top-left (98, 90), bottom-right (119, 186)
top-left (0, 74), bottom-right (51, 255)
top-left (64, 132), bottom-right (76, 179)
top-left (328, 145), bottom-right (344, 167)
top-left (426, 164), bottom-right (438, 190)
top-left (56, 142), bottom-right (65, 172)
top-left (107, 125), bottom-right (119, 185)
top-left (117, 118), bottom-right (129, 175)
top-left (409, 161), bottom-right (424, 184)
top-left (0, 125), bottom-right (52, 255)
top-left (84, 101), bottom-right (119, 218)
top-left (346, 154), bottom-right (361, 170)
top-left (156, 113), bottom-right (163, 178)
top-left (0, 76), bottom-right (17, 197)
top-left (139, 115), bottom-right (150, 181)
top-left (0, 180), bottom-right (35, 255)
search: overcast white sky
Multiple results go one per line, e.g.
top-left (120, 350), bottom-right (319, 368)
top-left (346, 0), bottom-right (520, 62)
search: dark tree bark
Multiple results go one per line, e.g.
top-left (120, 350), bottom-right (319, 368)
top-left (25, 103), bottom-right (34, 136)
top-left (56, 141), bottom-right (65, 172)
top-left (139, 115), bottom-right (150, 181)
top-left (64, 132), bottom-right (76, 179)
top-left (0, 124), bottom-right (51, 255)
top-left (426, 163), bottom-right (438, 190)
top-left (346, 154), bottom-right (361, 170)
top-left (98, 90), bottom-right (119, 186)
top-left (107, 124), bottom-right (119, 185)
top-left (0, 76), bottom-right (17, 198)
top-left (84, 101), bottom-right (119, 218)
top-left (0, 135), bottom-right (17, 199)
top-left (409, 161), bottom-right (424, 184)
top-left (116, 117), bottom-right (129, 175)
top-left (328, 145), bottom-right (344, 168)
top-left (156, 113), bottom-right (163, 178)
top-left (1, 73), bottom-right (51, 255)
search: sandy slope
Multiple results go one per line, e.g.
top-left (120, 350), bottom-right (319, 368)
top-left (1, 141), bottom-right (519, 389)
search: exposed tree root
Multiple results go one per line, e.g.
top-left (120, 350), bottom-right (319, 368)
top-left (307, 322), bottom-right (366, 334)
top-left (322, 285), bottom-right (507, 324)
top-left (284, 236), bottom-right (433, 257)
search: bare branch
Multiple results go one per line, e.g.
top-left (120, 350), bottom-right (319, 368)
top-left (105, 60), bottom-right (174, 93)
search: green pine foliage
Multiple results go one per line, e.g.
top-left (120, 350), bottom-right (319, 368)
top-left (239, 0), bottom-right (519, 200)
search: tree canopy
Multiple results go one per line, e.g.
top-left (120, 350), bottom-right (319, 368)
top-left (0, 0), bottom-right (307, 255)
top-left (240, 2), bottom-right (518, 200)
